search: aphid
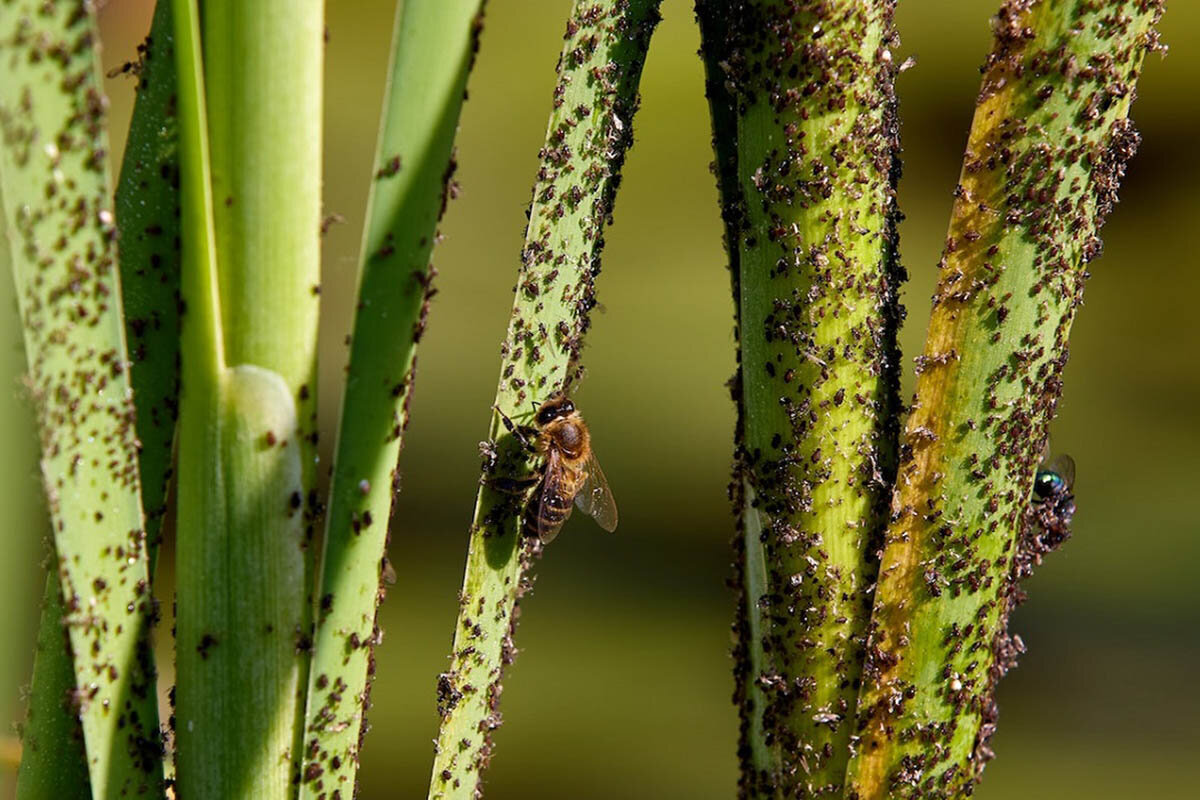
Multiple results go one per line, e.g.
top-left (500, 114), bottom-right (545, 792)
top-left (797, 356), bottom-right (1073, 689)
top-left (1029, 453), bottom-right (1075, 549)
top-left (478, 439), bottom-right (499, 475)
top-left (498, 394), bottom-right (618, 544)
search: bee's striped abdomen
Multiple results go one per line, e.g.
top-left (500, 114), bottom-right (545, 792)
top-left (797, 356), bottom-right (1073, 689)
top-left (525, 460), bottom-right (583, 542)
top-left (527, 488), bottom-right (570, 534)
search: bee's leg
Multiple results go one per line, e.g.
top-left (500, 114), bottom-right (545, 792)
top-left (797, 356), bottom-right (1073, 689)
top-left (493, 405), bottom-right (537, 453)
top-left (484, 474), bottom-right (538, 494)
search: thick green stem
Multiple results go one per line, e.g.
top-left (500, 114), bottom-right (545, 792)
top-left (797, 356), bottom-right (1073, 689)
top-left (171, 0), bottom-right (322, 796)
top-left (844, 3), bottom-right (1164, 797)
top-left (299, 1), bottom-right (485, 796)
top-left (115, 0), bottom-right (181, 570)
top-left (427, 2), bottom-right (661, 797)
top-left (203, 0), bottom-right (322, 473)
top-left (698, 2), bottom-right (904, 795)
top-left (0, 2), bottom-right (163, 795)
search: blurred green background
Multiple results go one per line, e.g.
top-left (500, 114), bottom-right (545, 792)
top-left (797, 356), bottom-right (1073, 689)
top-left (2, 1), bottom-right (1196, 797)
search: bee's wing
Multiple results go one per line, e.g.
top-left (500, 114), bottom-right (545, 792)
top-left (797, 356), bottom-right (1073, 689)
top-left (535, 448), bottom-right (573, 544)
top-left (1045, 454), bottom-right (1076, 487)
top-left (575, 449), bottom-right (618, 532)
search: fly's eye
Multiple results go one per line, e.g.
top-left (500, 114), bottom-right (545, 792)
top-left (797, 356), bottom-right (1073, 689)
top-left (561, 400), bottom-right (575, 414)
top-left (537, 408), bottom-right (555, 426)
top-left (1033, 471), bottom-right (1061, 500)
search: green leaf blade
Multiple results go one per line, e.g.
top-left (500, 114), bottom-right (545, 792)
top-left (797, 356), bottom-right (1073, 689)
top-left (0, 2), bottom-right (164, 795)
top-left (15, 573), bottom-right (92, 800)
top-left (115, 0), bottom-right (181, 571)
top-left (299, 1), bottom-right (485, 796)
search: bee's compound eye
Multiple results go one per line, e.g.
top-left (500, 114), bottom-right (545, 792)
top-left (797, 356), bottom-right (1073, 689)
top-left (537, 401), bottom-right (561, 426)
top-left (538, 397), bottom-right (573, 425)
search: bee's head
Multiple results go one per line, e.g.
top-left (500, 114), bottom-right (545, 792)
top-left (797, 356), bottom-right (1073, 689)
top-left (536, 396), bottom-right (575, 426)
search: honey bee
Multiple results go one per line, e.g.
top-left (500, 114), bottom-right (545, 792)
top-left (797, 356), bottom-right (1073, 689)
top-left (499, 395), bottom-right (618, 544)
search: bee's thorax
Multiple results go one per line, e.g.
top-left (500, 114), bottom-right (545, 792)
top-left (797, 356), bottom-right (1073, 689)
top-left (542, 416), bottom-right (586, 459)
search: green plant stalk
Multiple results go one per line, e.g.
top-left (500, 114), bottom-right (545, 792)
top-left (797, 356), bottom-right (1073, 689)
top-left (205, 0), bottom-right (323, 482)
top-left (16, 572), bottom-right (91, 800)
top-left (171, 0), bottom-right (321, 796)
top-left (299, 1), bottom-right (485, 796)
top-left (115, 0), bottom-right (181, 570)
top-left (0, 2), bottom-right (163, 796)
top-left (697, 2), bottom-right (904, 795)
top-left (206, 0), bottom-right (324, 717)
top-left (844, 3), bottom-right (1164, 797)
top-left (203, 0), bottom-right (322, 705)
top-left (427, 2), bottom-right (661, 797)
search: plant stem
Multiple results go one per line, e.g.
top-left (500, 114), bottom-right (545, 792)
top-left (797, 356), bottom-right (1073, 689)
top-left (0, 2), bottom-right (163, 795)
top-left (697, 2), bottom-right (904, 795)
top-left (299, 1), bottom-right (485, 796)
top-left (427, 2), bottom-right (661, 797)
top-left (203, 0), bottom-right (323, 476)
top-left (171, 0), bottom-right (323, 796)
top-left (844, 3), bottom-right (1164, 797)
top-left (115, 0), bottom-right (180, 571)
